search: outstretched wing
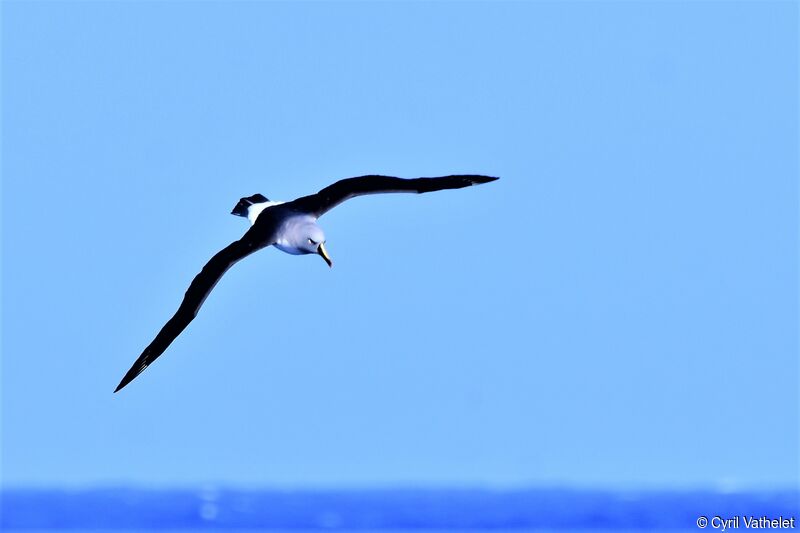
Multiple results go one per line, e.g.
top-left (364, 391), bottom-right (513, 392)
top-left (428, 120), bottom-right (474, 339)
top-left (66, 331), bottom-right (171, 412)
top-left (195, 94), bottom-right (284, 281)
top-left (289, 175), bottom-right (498, 218)
top-left (114, 223), bottom-right (275, 393)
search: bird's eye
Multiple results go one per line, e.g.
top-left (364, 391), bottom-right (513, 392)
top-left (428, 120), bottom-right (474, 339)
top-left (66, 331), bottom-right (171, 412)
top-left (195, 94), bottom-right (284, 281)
top-left (308, 238), bottom-right (316, 245)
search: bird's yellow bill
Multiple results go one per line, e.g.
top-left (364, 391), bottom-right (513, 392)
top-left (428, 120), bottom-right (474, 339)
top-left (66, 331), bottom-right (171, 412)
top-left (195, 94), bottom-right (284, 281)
top-left (318, 242), bottom-right (333, 267)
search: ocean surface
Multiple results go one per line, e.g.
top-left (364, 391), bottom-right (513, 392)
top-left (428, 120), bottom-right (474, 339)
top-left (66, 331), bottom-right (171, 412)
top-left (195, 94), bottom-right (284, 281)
top-left (2, 488), bottom-right (798, 531)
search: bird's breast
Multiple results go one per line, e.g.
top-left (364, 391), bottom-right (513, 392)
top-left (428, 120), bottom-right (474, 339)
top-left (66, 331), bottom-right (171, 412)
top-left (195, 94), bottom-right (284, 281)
top-left (272, 212), bottom-right (317, 255)
top-left (273, 243), bottom-right (307, 255)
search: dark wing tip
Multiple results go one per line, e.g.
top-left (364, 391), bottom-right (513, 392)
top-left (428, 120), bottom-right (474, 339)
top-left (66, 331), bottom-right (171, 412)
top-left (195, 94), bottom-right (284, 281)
top-left (113, 377), bottom-right (129, 394)
top-left (466, 175), bottom-right (499, 184)
top-left (113, 372), bottom-right (136, 393)
top-left (113, 360), bottom-right (149, 393)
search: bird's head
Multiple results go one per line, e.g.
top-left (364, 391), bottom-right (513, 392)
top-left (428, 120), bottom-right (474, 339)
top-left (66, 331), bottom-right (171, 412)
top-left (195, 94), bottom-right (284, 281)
top-left (301, 225), bottom-right (333, 267)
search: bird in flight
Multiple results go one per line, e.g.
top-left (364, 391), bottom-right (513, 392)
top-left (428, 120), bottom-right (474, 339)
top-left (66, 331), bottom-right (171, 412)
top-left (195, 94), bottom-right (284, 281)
top-left (114, 174), bottom-right (498, 392)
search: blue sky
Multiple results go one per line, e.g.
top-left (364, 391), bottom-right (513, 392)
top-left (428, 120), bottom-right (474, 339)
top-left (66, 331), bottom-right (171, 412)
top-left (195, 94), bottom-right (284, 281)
top-left (2, 2), bottom-right (797, 490)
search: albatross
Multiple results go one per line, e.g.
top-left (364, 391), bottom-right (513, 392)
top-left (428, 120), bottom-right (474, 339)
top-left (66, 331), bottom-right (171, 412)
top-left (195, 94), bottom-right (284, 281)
top-left (114, 174), bottom-right (498, 392)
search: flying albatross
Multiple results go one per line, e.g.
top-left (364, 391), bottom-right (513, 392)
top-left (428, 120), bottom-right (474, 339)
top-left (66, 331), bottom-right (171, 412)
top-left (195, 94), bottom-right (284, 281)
top-left (114, 174), bottom-right (498, 392)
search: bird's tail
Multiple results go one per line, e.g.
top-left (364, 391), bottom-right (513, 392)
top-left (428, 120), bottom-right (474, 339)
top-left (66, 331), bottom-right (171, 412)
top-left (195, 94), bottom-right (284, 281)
top-left (231, 193), bottom-right (270, 217)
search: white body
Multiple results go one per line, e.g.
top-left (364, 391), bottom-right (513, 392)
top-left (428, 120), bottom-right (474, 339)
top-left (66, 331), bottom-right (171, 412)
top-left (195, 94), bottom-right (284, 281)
top-left (273, 213), bottom-right (319, 255)
top-left (243, 200), bottom-right (324, 256)
top-left (247, 201), bottom-right (285, 225)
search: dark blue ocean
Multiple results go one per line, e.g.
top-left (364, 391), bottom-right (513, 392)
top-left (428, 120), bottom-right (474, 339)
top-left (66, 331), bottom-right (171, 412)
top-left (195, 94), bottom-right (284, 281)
top-left (2, 488), bottom-right (798, 531)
